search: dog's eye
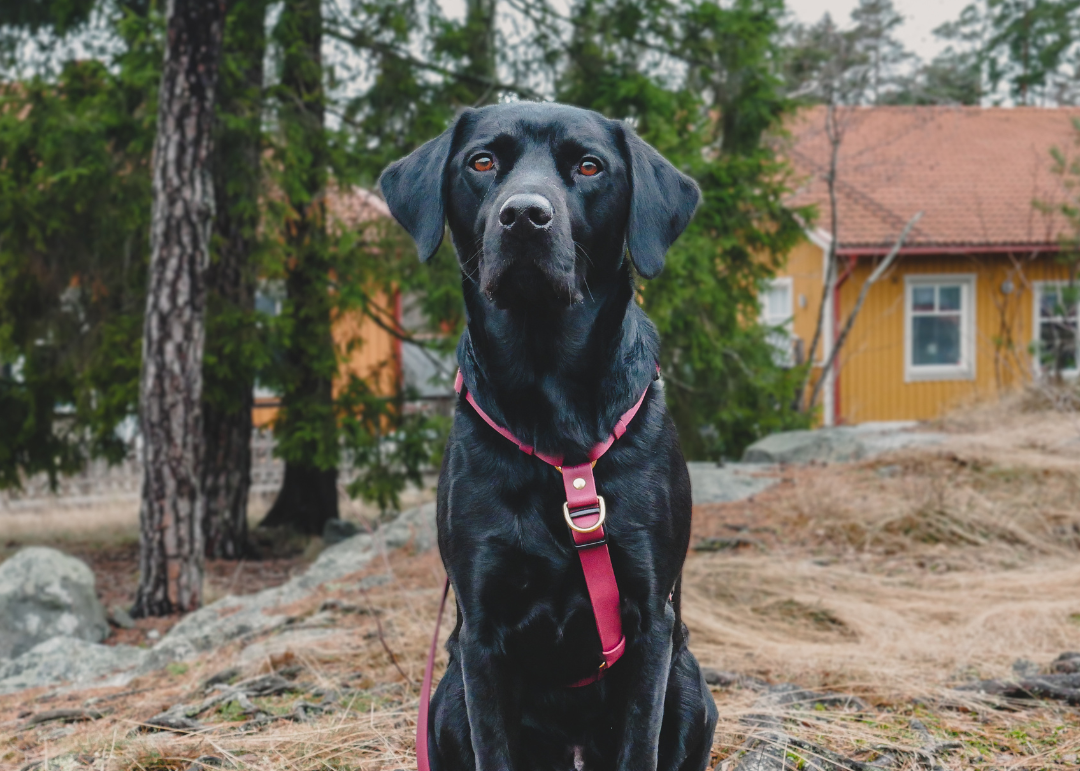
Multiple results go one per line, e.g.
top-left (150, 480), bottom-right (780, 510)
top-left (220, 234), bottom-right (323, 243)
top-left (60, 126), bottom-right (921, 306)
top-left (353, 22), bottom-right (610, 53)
top-left (470, 154), bottom-right (495, 172)
top-left (578, 158), bottom-right (601, 177)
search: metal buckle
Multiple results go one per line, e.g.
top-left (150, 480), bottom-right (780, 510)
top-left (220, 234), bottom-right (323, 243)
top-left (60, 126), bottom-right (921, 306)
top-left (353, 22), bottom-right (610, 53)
top-left (563, 495), bottom-right (606, 534)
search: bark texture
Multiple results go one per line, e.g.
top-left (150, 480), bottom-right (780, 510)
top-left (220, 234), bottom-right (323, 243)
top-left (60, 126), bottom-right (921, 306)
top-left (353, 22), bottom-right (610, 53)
top-left (133, 0), bottom-right (225, 617)
top-left (202, 0), bottom-right (267, 559)
top-left (259, 0), bottom-right (339, 535)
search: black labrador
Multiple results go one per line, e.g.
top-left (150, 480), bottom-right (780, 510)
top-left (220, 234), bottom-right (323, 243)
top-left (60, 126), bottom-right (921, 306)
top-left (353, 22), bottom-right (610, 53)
top-left (379, 102), bottom-right (717, 771)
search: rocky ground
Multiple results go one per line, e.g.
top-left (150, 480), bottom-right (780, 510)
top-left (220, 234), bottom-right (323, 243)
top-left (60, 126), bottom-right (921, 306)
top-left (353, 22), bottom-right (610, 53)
top-left (2, 397), bottom-right (1080, 769)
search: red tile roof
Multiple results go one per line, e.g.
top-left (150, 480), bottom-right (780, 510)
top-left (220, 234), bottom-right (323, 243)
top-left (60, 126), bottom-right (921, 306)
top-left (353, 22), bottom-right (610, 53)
top-left (784, 105), bottom-right (1080, 252)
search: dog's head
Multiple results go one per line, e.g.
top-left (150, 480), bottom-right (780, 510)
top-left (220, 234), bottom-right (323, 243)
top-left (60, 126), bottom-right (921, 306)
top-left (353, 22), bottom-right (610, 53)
top-left (379, 103), bottom-right (699, 309)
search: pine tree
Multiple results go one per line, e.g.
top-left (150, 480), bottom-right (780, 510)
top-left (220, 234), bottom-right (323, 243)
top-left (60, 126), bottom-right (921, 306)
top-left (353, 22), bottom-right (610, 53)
top-left (850, 0), bottom-right (911, 103)
top-left (258, 0), bottom-right (340, 535)
top-left (132, 0), bottom-right (226, 617)
top-left (202, 0), bottom-right (269, 558)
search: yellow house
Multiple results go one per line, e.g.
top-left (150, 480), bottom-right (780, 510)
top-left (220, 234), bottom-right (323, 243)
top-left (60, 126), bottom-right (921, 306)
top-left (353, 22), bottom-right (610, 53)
top-left (252, 187), bottom-right (403, 427)
top-left (775, 106), bottom-right (1080, 425)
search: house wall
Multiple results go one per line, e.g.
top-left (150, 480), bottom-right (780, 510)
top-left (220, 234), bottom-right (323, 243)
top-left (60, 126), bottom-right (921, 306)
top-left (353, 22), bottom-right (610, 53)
top-left (252, 292), bottom-right (400, 429)
top-left (782, 239), bottom-right (827, 362)
top-left (835, 252), bottom-right (1066, 422)
top-left (777, 241), bottom-right (1069, 423)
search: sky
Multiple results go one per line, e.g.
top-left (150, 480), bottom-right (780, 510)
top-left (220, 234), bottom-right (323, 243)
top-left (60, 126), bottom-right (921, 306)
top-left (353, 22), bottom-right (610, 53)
top-left (787, 0), bottom-right (971, 61)
top-left (442, 0), bottom-right (973, 65)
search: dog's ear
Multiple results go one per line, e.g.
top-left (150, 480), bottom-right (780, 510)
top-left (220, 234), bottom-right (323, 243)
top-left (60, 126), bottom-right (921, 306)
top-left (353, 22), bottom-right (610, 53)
top-left (622, 125), bottom-right (700, 279)
top-left (378, 115), bottom-right (464, 262)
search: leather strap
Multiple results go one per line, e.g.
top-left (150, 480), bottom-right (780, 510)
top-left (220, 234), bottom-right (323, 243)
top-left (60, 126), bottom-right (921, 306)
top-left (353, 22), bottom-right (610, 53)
top-left (417, 577), bottom-right (450, 771)
top-left (559, 462), bottom-right (625, 686)
top-left (417, 370), bottom-right (653, 768)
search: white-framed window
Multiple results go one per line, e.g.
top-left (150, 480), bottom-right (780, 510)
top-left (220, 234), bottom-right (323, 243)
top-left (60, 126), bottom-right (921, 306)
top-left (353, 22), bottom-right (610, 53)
top-left (761, 277), bottom-right (795, 367)
top-left (1033, 281), bottom-right (1079, 377)
top-left (904, 274), bottom-right (975, 382)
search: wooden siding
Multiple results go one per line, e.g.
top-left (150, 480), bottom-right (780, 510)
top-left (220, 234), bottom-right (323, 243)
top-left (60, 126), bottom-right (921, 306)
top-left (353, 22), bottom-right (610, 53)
top-left (779, 240), bottom-right (1069, 423)
top-left (252, 292), bottom-right (400, 429)
top-left (782, 239), bottom-right (827, 362)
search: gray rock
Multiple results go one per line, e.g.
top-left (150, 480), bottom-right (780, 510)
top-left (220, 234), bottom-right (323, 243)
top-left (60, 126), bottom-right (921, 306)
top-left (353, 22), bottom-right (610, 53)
top-left (687, 462), bottom-right (778, 504)
top-left (0, 636), bottom-right (147, 694)
top-left (322, 519), bottom-right (361, 546)
top-left (742, 424), bottom-right (944, 465)
top-left (139, 501), bottom-right (438, 674)
top-left (108, 605), bottom-right (136, 630)
top-left (742, 428), bottom-right (864, 464)
top-left (0, 503), bottom-right (439, 695)
top-left (0, 547), bottom-right (109, 660)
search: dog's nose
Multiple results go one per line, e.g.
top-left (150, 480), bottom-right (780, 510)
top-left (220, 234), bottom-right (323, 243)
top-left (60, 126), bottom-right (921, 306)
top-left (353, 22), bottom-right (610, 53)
top-left (499, 193), bottom-right (553, 230)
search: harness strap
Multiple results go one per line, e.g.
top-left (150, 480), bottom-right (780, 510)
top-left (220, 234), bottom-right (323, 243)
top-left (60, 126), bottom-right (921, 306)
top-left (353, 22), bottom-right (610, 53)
top-left (416, 577), bottom-right (450, 771)
top-left (417, 370), bottom-right (652, 767)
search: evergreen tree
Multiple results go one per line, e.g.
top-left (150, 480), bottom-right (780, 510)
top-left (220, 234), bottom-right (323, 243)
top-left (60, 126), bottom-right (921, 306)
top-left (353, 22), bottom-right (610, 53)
top-left (850, 0), bottom-right (911, 103)
top-left (202, 0), bottom-right (269, 557)
top-left (258, 0), bottom-right (340, 535)
top-left (0, 3), bottom-right (160, 488)
top-left (132, 0), bottom-right (225, 617)
top-left (782, 13), bottom-right (870, 105)
top-left (532, 0), bottom-right (812, 458)
top-left (935, 0), bottom-right (1080, 105)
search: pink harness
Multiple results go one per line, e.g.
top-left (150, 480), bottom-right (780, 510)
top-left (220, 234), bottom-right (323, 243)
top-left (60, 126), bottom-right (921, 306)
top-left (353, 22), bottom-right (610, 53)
top-left (415, 371), bottom-right (653, 770)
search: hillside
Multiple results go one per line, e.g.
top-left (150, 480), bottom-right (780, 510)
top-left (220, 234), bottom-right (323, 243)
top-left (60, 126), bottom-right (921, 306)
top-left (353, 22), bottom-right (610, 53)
top-left (3, 398), bottom-right (1080, 770)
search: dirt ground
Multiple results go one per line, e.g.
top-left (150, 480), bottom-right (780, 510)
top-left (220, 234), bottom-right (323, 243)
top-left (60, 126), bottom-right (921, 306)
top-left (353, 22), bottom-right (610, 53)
top-left (3, 396), bottom-right (1080, 770)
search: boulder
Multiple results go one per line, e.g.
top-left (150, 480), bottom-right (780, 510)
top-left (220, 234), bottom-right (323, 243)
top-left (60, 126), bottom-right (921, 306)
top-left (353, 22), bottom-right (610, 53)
top-left (0, 502), bottom-right (441, 693)
top-left (742, 428), bottom-right (864, 464)
top-left (687, 463), bottom-right (778, 505)
top-left (322, 519), bottom-right (361, 546)
top-left (0, 547), bottom-right (109, 661)
top-left (0, 636), bottom-right (146, 694)
top-left (742, 424), bottom-right (944, 465)
top-left (140, 501), bottom-right (438, 673)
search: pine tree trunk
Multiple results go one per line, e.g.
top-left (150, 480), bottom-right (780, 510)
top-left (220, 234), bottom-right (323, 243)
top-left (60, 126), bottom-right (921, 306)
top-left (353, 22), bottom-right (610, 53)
top-left (202, 0), bottom-right (267, 559)
top-left (258, 0), bottom-right (339, 535)
top-left (133, 0), bottom-right (225, 617)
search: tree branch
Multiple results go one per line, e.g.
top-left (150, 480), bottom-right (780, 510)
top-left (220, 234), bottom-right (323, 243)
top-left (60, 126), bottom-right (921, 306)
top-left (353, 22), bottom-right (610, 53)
top-left (806, 211), bottom-right (923, 411)
top-left (323, 24), bottom-right (545, 102)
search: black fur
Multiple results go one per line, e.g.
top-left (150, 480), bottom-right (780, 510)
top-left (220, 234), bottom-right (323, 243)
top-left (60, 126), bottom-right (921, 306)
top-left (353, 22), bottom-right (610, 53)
top-left (379, 102), bottom-right (717, 771)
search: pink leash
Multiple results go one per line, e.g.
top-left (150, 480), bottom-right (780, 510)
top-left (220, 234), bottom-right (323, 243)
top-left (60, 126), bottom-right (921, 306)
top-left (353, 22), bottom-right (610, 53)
top-left (416, 371), bottom-right (653, 769)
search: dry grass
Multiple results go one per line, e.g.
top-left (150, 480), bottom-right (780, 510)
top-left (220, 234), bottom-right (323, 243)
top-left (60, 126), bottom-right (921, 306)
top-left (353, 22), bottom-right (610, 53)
top-left (4, 400), bottom-right (1080, 769)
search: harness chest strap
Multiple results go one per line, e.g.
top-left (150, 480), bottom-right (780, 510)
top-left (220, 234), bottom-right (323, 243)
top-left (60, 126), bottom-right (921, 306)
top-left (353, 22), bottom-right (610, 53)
top-left (416, 371), bottom-right (652, 771)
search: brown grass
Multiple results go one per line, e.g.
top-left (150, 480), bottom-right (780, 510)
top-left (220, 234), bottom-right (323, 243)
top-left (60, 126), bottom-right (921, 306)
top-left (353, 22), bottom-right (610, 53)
top-left (4, 402), bottom-right (1080, 769)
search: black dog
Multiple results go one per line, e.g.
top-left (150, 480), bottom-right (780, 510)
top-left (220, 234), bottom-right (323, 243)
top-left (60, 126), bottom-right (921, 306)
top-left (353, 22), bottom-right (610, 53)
top-left (380, 102), bottom-right (717, 771)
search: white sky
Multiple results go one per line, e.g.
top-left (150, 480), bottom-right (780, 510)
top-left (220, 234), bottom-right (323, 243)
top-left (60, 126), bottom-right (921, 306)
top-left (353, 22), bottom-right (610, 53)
top-left (442, 0), bottom-right (972, 64)
top-left (788, 0), bottom-right (971, 61)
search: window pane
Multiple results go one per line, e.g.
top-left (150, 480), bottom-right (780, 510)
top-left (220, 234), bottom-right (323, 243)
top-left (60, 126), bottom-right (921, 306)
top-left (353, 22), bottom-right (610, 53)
top-left (1040, 287), bottom-right (1062, 318)
top-left (939, 286), bottom-right (961, 312)
top-left (912, 286), bottom-right (935, 312)
top-left (765, 284), bottom-right (791, 322)
top-left (1039, 318), bottom-right (1078, 372)
top-left (912, 315), bottom-right (961, 366)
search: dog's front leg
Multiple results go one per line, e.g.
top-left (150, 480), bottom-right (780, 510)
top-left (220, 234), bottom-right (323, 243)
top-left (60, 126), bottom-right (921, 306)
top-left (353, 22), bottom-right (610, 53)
top-left (616, 601), bottom-right (676, 771)
top-left (459, 622), bottom-right (518, 771)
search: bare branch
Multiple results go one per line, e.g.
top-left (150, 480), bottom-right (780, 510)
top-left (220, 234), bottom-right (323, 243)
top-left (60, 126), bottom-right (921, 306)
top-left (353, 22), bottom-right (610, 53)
top-left (323, 24), bottom-right (545, 102)
top-left (806, 211), bottom-right (923, 411)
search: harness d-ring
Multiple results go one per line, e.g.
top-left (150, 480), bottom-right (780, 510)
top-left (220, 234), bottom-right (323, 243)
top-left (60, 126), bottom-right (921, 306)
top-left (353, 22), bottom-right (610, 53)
top-left (563, 496), bottom-right (606, 534)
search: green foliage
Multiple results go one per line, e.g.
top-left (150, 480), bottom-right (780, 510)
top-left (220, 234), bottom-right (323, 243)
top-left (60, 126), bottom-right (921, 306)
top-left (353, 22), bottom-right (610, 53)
top-left (933, 0), bottom-right (1080, 106)
top-left (0, 9), bottom-right (161, 486)
top-left (0, 0), bottom-right (821, 494)
top-left (552, 0), bottom-right (812, 458)
top-left (0, 0), bottom-right (96, 35)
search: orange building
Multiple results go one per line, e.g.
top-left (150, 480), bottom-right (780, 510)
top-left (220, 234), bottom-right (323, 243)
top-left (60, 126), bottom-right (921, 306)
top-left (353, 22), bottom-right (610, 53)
top-left (252, 188), bottom-right (405, 427)
top-left (772, 106), bottom-right (1080, 425)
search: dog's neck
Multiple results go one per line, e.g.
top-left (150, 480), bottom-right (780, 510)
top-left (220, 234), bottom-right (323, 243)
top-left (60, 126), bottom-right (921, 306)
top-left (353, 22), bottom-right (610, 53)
top-left (456, 264), bottom-right (660, 463)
